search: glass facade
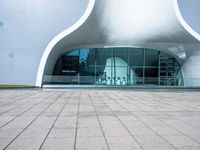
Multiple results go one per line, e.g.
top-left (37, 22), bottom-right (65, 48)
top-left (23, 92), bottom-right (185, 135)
top-left (44, 48), bottom-right (183, 86)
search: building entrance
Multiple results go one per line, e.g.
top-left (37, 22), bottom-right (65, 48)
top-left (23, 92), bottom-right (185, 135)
top-left (43, 48), bottom-right (183, 86)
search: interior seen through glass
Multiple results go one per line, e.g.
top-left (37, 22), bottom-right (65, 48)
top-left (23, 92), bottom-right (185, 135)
top-left (44, 48), bottom-right (183, 86)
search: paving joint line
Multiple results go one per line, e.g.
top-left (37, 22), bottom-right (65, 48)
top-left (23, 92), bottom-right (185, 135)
top-left (73, 92), bottom-right (81, 150)
top-left (97, 92), bottom-right (145, 150)
top-left (122, 92), bottom-right (200, 145)
top-left (39, 92), bottom-right (73, 150)
top-left (0, 92), bottom-right (45, 116)
top-left (3, 92), bottom-right (64, 150)
top-left (105, 92), bottom-right (178, 150)
top-left (89, 92), bottom-right (111, 150)
top-left (0, 92), bottom-right (38, 108)
top-left (0, 93), bottom-right (55, 128)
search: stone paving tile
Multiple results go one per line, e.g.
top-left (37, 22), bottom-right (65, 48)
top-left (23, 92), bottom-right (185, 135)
top-left (150, 126), bottom-right (183, 136)
top-left (76, 137), bottom-right (108, 150)
top-left (77, 127), bottom-right (103, 137)
top-left (163, 135), bottom-right (200, 148)
top-left (5, 138), bottom-right (44, 150)
top-left (0, 89), bottom-right (200, 150)
top-left (48, 128), bottom-right (76, 138)
top-left (0, 138), bottom-right (12, 150)
top-left (107, 136), bottom-right (142, 150)
top-left (78, 117), bottom-right (100, 128)
top-left (54, 117), bottom-right (77, 128)
top-left (2, 117), bottom-right (36, 129)
top-left (134, 135), bottom-right (176, 150)
top-left (0, 127), bottom-right (23, 138)
top-left (40, 137), bottom-right (74, 150)
top-left (125, 125), bottom-right (156, 136)
top-left (101, 125), bottom-right (130, 137)
top-left (18, 126), bottom-right (49, 139)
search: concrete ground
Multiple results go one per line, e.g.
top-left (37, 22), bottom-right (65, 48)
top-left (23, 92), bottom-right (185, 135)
top-left (0, 89), bottom-right (200, 150)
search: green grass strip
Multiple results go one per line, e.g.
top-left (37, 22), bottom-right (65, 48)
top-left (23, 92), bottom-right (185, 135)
top-left (0, 85), bottom-right (33, 88)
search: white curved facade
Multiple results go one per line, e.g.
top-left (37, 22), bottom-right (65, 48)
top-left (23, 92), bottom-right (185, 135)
top-left (0, 0), bottom-right (200, 87)
top-left (36, 0), bottom-right (200, 87)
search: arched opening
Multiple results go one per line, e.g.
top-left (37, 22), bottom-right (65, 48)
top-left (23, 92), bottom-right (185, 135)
top-left (42, 47), bottom-right (183, 87)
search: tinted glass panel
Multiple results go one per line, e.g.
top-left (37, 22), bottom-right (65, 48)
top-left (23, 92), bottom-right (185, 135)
top-left (47, 47), bottom-right (183, 86)
top-left (128, 48), bottom-right (144, 67)
top-left (145, 49), bottom-right (158, 67)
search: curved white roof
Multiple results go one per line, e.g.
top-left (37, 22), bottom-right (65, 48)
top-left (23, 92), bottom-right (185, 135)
top-left (36, 0), bottom-right (200, 86)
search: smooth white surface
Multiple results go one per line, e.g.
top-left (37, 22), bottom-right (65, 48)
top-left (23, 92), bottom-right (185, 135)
top-left (35, 0), bottom-right (95, 87)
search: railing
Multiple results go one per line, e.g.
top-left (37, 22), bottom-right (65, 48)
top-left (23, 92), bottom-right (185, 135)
top-left (43, 75), bottom-right (96, 85)
top-left (183, 78), bottom-right (200, 87)
top-left (43, 75), bottom-right (200, 86)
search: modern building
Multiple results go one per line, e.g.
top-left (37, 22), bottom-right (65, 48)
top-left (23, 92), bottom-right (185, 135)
top-left (0, 0), bottom-right (200, 87)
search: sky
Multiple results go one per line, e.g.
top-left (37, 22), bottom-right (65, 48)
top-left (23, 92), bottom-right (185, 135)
top-left (179, 0), bottom-right (200, 34)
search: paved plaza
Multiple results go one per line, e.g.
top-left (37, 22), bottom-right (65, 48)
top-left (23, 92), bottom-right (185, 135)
top-left (0, 89), bottom-right (200, 150)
